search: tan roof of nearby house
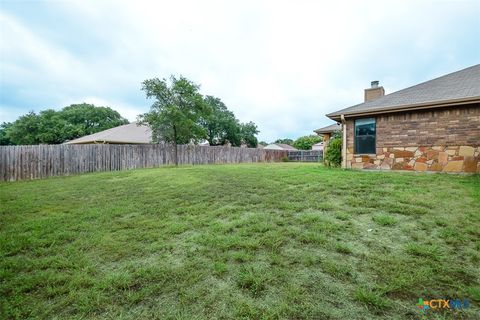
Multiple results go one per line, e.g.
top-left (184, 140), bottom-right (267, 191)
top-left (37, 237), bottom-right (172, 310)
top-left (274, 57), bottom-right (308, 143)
top-left (64, 123), bottom-right (152, 144)
top-left (327, 64), bottom-right (480, 121)
top-left (279, 144), bottom-right (296, 150)
top-left (274, 143), bottom-right (297, 150)
top-left (314, 123), bottom-right (341, 134)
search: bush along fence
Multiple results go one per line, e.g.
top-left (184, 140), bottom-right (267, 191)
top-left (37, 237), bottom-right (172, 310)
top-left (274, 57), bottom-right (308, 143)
top-left (287, 150), bottom-right (323, 162)
top-left (0, 144), bottom-right (287, 182)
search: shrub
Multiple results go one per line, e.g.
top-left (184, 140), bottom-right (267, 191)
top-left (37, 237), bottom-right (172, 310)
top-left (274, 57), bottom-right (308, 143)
top-left (325, 132), bottom-right (342, 167)
top-left (292, 135), bottom-right (322, 150)
top-left (281, 156), bottom-right (289, 162)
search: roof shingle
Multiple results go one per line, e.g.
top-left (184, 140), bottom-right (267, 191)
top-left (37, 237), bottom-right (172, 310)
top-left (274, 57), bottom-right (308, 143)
top-left (64, 123), bottom-right (152, 144)
top-left (327, 64), bottom-right (480, 120)
top-left (314, 123), bottom-right (341, 134)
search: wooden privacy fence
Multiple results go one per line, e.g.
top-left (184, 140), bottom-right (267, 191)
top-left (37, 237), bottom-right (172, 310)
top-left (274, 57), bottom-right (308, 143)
top-left (0, 144), bottom-right (287, 182)
top-left (287, 150), bottom-right (323, 162)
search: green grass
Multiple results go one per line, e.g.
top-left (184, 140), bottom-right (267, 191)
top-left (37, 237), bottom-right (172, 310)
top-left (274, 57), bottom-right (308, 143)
top-left (1, 163), bottom-right (479, 319)
top-left (372, 213), bottom-right (397, 226)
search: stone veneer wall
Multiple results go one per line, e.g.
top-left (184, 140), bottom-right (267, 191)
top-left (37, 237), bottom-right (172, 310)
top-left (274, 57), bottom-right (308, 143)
top-left (345, 104), bottom-right (480, 173)
top-left (347, 145), bottom-right (480, 173)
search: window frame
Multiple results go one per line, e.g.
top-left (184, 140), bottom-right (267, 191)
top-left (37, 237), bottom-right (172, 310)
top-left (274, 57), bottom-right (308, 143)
top-left (354, 117), bottom-right (376, 155)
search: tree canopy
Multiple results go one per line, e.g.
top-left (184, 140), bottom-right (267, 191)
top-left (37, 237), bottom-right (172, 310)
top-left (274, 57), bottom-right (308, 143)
top-left (240, 121), bottom-right (259, 148)
top-left (293, 135), bottom-right (323, 150)
top-left (139, 76), bottom-right (260, 153)
top-left (0, 104), bottom-right (128, 145)
top-left (138, 76), bottom-right (211, 164)
top-left (274, 138), bottom-right (294, 145)
top-left (201, 96), bottom-right (241, 146)
top-left (200, 96), bottom-right (259, 148)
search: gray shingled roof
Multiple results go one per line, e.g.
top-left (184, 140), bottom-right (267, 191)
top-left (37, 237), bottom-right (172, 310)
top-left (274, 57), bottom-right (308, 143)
top-left (327, 64), bottom-right (480, 120)
top-left (64, 123), bottom-right (152, 144)
top-left (314, 123), bottom-right (341, 134)
top-left (276, 143), bottom-right (297, 150)
top-left (264, 143), bottom-right (297, 150)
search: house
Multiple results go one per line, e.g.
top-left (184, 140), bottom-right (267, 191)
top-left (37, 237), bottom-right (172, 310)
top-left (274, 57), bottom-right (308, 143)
top-left (314, 123), bottom-right (341, 157)
top-left (314, 123), bottom-right (341, 144)
top-left (326, 64), bottom-right (480, 173)
top-left (64, 122), bottom-right (152, 144)
top-left (311, 142), bottom-right (324, 151)
top-left (264, 143), bottom-right (297, 151)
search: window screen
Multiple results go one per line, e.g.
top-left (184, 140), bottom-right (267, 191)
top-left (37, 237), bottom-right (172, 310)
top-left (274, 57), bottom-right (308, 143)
top-left (354, 118), bottom-right (376, 154)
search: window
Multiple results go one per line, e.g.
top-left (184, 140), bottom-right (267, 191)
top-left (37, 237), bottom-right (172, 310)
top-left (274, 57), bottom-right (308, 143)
top-left (354, 118), bottom-right (376, 154)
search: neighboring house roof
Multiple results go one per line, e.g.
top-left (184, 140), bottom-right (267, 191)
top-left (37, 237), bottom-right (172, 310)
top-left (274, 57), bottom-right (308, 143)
top-left (64, 123), bottom-right (152, 144)
top-left (327, 64), bottom-right (480, 121)
top-left (314, 123), bottom-right (341, 134)
top-left (277, 143), bottom-right (297, 150)
top-left (312, 142), bottom-right (324, 146)
top-left (264, 143), bottom-right (297, 150)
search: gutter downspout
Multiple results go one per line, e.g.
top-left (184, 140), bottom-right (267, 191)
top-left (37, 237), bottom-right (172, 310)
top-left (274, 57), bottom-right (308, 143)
top-left (341, 114), bottom-right (347, 169)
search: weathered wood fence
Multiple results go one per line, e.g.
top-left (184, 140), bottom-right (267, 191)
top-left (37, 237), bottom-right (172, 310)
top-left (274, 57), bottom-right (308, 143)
top-left (0, 144), bottom-right (287, 182)
top-left (287, 150), bottom-right (322, 162)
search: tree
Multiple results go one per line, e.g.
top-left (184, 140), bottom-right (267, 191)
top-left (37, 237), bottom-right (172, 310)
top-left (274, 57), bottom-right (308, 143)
top-left (0, 122), bottom-right (13, 145)
top-left (293, 135), bottom-right (323, 150)
top-left (60, 103), bottom-right (128, 139)
top-left (138, 75), bottom-right (210, 165)
top-left (201, 96), bottom-right (242, 146)
top-left (37, 109), bottom-right (72, 144)
top-left (5, 111), bottom-right (42, 145)
top-left (1, 104), bottom-right (128, 145)
top-left (274, 138), bottom-right (294, 145)
top-left (240, 121), bottom-right (259, 148)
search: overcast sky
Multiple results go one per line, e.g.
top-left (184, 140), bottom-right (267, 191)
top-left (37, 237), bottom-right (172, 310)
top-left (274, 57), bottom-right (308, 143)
top-left (1, 0), bottom-right (479, 142)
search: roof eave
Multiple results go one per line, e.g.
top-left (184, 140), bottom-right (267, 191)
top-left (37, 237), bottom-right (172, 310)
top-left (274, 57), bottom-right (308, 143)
top-left (314, 129), bottom-right (335, 134)
top-left (326, 96), bottom-right (480, 121)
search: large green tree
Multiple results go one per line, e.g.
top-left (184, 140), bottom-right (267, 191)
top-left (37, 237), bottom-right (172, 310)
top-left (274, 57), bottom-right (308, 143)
top-left (240, 121), bottom-right (259, 148)
top-left (1, 104), bottom-right (128, 145)
top-left (138, 75), bottom-right (210, 165)
top-left (201, 96), bottom-right (241, 146)
top-left (4, 112), bottom-right (43, 145)
top-left (60, 103), bottom-right (128, 138)
top-left (0, 122), bottom-right (13, 145)
top-left (293, 135), bottom-right (323, 150)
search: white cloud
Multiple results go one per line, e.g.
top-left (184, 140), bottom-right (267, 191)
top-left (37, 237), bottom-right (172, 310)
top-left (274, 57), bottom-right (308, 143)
top-left (1, 0), bottom-right (479, 141)
top-left (61, 96), bottom-right (144, 122)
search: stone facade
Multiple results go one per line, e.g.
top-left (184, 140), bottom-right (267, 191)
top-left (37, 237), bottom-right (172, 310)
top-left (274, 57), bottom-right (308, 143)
top-left (347, 145), bottom-right (480, 173)
top-left (345, 104), bottom-right (480, 173)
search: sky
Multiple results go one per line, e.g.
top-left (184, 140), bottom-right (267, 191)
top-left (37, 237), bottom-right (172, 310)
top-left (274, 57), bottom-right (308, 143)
top-left (0, 0), bottom-right (479, 142)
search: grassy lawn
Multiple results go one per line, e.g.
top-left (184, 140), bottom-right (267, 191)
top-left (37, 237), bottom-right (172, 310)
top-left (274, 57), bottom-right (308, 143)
top-left (1, 163), bottom-right (479, 319)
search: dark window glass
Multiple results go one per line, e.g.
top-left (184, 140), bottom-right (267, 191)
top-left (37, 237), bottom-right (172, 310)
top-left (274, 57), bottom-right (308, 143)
top-left (354, 118), bottom-right (376, 154)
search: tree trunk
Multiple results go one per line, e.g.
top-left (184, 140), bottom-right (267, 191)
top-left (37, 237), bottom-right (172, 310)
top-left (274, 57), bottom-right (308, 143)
top-left (173, 125), bottom-right (178, 166)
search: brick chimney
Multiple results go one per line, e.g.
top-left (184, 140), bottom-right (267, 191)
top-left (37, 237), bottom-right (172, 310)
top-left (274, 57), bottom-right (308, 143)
top-left (364, 80), bottom-right (385, 102)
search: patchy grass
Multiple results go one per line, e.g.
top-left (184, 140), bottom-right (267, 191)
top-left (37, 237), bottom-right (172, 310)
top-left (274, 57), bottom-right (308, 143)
top-left (354, 287), bottom-right (391, 310)
top-left (373, 213), bottom-right (397, 226)
top-left (0, 163), bottom-right (479, 319)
